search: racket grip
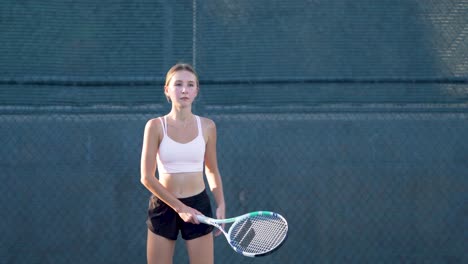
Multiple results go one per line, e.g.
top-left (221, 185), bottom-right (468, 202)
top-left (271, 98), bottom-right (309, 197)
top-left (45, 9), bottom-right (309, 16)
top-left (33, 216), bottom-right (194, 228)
top-left (196, 215), bottom-right (209, 223)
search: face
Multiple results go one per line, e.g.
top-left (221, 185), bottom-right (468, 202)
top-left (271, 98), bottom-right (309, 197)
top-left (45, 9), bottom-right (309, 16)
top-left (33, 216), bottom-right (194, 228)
top-left (165, 70), bottom-right (199, 106)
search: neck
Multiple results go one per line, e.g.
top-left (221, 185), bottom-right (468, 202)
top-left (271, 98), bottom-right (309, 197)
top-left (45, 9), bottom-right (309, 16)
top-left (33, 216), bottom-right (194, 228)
top-left (168, 107), bottom-right (193, 121)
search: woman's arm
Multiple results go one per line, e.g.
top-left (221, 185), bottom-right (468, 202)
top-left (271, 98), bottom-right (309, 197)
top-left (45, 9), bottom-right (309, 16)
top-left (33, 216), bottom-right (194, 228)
top-left (140, 119), bottom-right (201, 224)
top-left (203, 118), bottom-right (226, 222)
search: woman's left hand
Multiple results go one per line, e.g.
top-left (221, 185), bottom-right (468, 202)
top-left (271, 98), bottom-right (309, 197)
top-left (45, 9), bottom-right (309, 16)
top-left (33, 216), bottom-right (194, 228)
top-left (215, 204), bottom-right (226, 237)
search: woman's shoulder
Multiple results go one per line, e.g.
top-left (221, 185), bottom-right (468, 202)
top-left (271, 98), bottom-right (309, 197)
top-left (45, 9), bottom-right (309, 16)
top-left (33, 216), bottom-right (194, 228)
top-left (144, 116), bottom-right (164, 132)
top-left (146, 116), bottom-right (164, 124)
top-left (198, 116), bottom-right (216, 129)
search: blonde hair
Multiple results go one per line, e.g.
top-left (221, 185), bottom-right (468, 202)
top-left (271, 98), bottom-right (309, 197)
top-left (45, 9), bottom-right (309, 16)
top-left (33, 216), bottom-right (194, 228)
top-left (164, 63), bottom-right (199, 102)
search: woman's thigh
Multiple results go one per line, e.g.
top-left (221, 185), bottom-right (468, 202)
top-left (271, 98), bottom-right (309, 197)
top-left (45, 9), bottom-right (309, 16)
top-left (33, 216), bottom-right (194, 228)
top-left (147, 230), bottom-right (176, 264)
top-left (185, 233), bottom-right (214, 264)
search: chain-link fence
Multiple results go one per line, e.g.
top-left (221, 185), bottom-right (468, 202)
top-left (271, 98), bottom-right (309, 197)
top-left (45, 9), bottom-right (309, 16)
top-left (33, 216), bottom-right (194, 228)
top-left (1, 111), bottom-right (466, 264)
top-left (1, 1), bottom-right (467, 263)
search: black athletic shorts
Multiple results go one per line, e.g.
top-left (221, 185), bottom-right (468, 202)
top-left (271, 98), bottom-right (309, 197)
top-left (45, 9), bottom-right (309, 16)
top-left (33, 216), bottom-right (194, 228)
top-left (146, 189), bottom-right (214, 240)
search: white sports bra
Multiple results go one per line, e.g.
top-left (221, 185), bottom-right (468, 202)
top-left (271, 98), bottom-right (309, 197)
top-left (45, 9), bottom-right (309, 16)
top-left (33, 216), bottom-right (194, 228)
top-left (156, 115), bottom-right (205, 174)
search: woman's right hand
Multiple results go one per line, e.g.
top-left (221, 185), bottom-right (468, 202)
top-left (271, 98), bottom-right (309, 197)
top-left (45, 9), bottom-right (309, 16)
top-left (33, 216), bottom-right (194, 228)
top-left (177, 205), bottom-right (202, 224)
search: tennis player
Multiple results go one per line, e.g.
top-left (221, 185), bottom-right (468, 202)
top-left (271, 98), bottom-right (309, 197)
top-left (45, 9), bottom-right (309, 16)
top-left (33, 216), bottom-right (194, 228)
top-left (140, 63), bottom-right (226, 264)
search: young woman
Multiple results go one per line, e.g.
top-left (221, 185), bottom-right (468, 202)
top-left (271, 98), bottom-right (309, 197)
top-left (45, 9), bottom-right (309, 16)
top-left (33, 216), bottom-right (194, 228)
top-left (140, 63), bottom-right (225, 264)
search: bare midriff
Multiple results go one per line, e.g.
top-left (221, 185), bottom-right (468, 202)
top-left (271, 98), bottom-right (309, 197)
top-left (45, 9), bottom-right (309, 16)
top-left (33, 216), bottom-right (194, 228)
top-left (159, 171), bottom-right (205, 198)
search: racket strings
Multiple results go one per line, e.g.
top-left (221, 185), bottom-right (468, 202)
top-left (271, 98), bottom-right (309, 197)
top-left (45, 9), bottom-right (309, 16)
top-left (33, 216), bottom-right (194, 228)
top-left (229, 215), bottom-right (288, 254)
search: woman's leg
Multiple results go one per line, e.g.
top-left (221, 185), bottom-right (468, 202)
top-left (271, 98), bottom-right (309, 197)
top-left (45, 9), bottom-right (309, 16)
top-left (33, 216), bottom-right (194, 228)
top-left (185, 233), bottom-right (214, 264)
top-left (147, 230), bottom-right (176, 264)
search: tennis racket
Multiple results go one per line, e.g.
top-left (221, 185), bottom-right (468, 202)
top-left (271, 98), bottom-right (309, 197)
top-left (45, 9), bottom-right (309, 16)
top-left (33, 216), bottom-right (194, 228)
top-left (197, 211), bottom-right (288, 257)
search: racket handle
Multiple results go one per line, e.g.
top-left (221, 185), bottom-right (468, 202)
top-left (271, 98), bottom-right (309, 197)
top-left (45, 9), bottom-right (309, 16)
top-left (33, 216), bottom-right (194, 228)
top-left (196, 214), bottom-right (209, 223)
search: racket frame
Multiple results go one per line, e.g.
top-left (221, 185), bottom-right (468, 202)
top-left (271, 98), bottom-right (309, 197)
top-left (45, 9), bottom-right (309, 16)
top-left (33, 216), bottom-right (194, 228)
top-left (197, 211), bottom-right (288, 257)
